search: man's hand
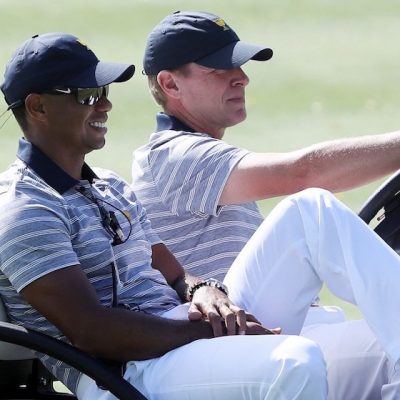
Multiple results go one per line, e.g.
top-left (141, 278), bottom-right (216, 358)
top-left (187, 285), bottom-right (280, 336)
top-left (245, 321), bottom-right (281, 335)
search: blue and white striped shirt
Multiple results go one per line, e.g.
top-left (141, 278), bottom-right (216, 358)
top-left (132, 113), bottom-right (264, 281)
top-left (0, 138), bottom-right (181, 392)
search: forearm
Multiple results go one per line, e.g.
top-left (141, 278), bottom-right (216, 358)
top-left (151, 242), bottom-right (202, 302)
top-left (71, 306), bottom-right (213, 362)
top-left (296, 131), bottom-right (400, 192)
top-left (171, 272), bottom-right (202, 302)
top-left (20, 265), bottom-right (212, 363)
top-left (221, 130), bottom-right (400, 204)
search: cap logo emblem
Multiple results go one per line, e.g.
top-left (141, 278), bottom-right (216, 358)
top-left (213, 18), bottom-right (229, 31)
top-left (54, 88), bottom-right (71, 94)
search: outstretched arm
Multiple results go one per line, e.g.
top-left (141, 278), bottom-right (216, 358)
top-left (220, 131), bottom-right (400, 204)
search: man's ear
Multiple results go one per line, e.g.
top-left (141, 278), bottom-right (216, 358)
top-left (25, 94), bottom-right (46, 121)
top-left (157, 71), bottom-right (181, 99)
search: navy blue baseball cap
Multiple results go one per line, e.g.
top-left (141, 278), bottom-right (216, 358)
top-left (1, 32), bottom-right (135, 109)
top-left (143, 11), bottom-right (273, 75)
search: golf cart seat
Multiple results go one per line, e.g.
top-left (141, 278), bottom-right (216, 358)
top-left (358, 169), bottom-right (400, 254)
top-left (0, 297), bottom-right (147, 400)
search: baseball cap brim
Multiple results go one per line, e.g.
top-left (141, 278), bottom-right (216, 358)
top-left (196, 41), bottom-right (273, 70)
top-left (62, 61), bottom-right (135, 89)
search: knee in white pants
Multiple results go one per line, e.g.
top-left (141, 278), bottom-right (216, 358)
top-left (289, 187), bottom-right (336, 206)
top-left (236, 336), bottom-right (329, 400)
top-left (267, 336), bottom-right (328, 399)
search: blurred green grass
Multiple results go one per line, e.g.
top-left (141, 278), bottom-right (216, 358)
top-left (1, 0), bottom-right (400, 319)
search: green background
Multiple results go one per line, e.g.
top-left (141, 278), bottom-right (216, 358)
top-left (1, 0), bottom-right (400, 319)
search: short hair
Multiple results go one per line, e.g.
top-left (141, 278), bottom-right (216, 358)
top-left (147, 65), bottom-right (192, 109)
top-left (147, 75), bottom-right (166, 108)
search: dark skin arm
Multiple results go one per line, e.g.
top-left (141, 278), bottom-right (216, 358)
top-left (20, 264), bottom-right (213, 362)
top-left (21, 243), bottom-right (277, 362)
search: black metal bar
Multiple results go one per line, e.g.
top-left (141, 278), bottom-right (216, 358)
top-left (0, 322), bottom-right (147, 400)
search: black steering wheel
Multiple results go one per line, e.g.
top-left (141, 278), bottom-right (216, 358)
top-left (358, 169), bottom-right (400, 254)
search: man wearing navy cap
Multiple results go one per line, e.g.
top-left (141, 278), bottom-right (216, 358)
top-left (132, 11), bottom-right (400, 399)
top-left (0, 33), bottom-right (329, 399)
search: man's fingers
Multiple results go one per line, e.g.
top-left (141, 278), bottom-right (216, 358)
top-left (219, 305), bottom-right (237, 335)
top-left (245, 321), bottom-right (282, 335)
top-left (189, 290), bottom-right (252, 336)
top-left (188, 303), bottom-right (225, 337)
top-left (190, 297), bottom-right (280, 337)
top-left (208, 311), bottom-right (224, 337)
top-left (244, 312), bottom-right (262, 324)
top-left (236, 310), bottom-right (247, 335)
top-left (207, 304), bottom-right (245, 336)
top-left (227, 305), bottom-right (247, 334)
top-left (217, 304), bottom-right (247, 335)
top-left (187, 302), bottom-right (202, 321)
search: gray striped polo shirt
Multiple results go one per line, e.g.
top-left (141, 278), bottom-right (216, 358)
top-left (132, 113), bottom-right (264, 281)
top-left (0, 138), bottom-right (181, 393)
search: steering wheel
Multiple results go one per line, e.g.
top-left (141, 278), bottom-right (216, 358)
top-left (358, 169), bottom-right (400, 254)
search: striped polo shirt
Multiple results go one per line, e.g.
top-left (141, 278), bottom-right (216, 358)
top-left (131, 113), bottom-right (264, 281)
top-left (0, 138), bottom-right (181, 393)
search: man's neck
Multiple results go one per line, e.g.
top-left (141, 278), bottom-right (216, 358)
top-left (164, 107), bottom-right (225, 139)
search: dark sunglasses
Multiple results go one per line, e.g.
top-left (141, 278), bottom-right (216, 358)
top-left (44, 85), bottom-right (109, 106)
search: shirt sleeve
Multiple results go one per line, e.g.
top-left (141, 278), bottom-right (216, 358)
top-left (147, 133), bottom-right (249, 217)
top-left (0, 186), bottom-right (79, 292)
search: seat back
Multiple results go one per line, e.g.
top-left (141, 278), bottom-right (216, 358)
top-left (372, 192), bottom-right (400, 255)
top-left (0, 296), bottom-right (55, 398)
top-left (358, 169), bottom-right (400, 255)
top-left (0, 297), bottom-right (35, 360)
top-left (0, 296), bottom-right (147, 399)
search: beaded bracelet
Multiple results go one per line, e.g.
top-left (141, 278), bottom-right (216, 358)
top-left (188, 278), bottom-right (229, 301)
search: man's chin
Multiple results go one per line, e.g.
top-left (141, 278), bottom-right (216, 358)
top-left (86, 139), bottom-right (106, 154)
top-left (228, 112), bottom-right (247, 128)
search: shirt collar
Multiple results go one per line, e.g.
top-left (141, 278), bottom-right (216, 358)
top-left (155, 112), bottom-right (196, 133)
top-left (17, 138), bottom-right (97, 194)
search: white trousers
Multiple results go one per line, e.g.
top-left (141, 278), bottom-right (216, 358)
top-left (78, 188), bottom-right (400, 399)
top-left (224, 188), bottom-right (400, 399)
top-left (78, 304), bottom-right (327, 399)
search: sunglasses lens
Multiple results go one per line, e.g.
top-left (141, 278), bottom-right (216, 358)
top-left (76, 86), bottom-right (109, 105)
